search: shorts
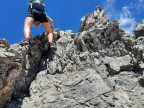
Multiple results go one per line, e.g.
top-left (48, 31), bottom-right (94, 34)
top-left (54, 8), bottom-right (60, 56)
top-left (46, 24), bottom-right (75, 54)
top-left (26, 8), bottom-right (48, 23)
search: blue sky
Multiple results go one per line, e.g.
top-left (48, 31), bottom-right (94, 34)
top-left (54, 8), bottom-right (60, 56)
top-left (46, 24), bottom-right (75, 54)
top-left (0, 0), bottom-right (144, 44)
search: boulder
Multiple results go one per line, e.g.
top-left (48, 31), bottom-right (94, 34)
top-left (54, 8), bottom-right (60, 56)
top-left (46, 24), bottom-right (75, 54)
top-left (134, 20), bottom-right (144, 38)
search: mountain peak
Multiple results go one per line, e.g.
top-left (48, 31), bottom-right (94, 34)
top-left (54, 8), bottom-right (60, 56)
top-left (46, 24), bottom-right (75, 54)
top-left (79, 6), bottom-right (109, 32)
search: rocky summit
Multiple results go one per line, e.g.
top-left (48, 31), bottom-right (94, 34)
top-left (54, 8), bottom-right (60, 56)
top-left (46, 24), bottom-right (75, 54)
top-left (0, 6), bottom-right (144, 108)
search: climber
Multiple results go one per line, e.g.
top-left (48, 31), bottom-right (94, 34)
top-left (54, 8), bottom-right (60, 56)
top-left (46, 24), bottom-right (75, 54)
top-left (23, 0), bottom-right (55, 49)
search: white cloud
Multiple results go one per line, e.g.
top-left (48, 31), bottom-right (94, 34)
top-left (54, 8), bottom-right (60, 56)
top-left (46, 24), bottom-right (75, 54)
top-left (104, 0), bottom-right (116, 9)
top-left (135, 0), bottom-right (144, 9)
top-left (122, 7), bottom-right (131, 17)
top-left (102, 0), bottom-right (141, 35)
top-left (118, 7), bottom-right (137, 35)
top-left (103, 0), bottom-right (116, 19)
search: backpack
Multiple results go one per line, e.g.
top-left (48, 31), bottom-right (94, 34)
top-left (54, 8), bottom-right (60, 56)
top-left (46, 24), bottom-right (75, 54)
top-left (28, 0), bottom-right (45, 11)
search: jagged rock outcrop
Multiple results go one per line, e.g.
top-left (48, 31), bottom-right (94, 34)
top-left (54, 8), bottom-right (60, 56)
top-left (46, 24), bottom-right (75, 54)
top-left (134, 20), bottom-right (144, 38)
top-left (0, 6), bottom-right (144, 108)
top-left (0, 34), bottom-right (50, 108)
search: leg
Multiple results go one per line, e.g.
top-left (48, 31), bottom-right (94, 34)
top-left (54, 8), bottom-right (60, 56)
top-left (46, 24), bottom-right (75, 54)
top-left (24, 17), bottom-right (34, 38)
top-left (41, 22), bottom-right (53, 43)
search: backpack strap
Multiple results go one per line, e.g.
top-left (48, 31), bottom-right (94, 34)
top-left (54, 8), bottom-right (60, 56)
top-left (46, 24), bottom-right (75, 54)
top-left (32, 4), bottom-right (45, 7)
top-left (28, 0), bottom-right (45, 11)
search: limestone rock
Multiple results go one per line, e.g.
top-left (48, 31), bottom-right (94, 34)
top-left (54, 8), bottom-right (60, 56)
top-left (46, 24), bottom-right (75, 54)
top-left (79, 6), bottom-right (109, 33)
top-left (104, 55), bottom-right (133, 74)
top-left (142, 19), bottom-right (144, 24)
top-left (1, 6), bottom-right (144, 108)
top-left (0, 39), bottom-right (10, 48)
top-left (134, 20), bottom-right (144, 38)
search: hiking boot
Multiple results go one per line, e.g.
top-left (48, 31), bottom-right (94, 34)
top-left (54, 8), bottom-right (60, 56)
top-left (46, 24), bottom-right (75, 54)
top-left (49, 43), bottom-right (56, 51)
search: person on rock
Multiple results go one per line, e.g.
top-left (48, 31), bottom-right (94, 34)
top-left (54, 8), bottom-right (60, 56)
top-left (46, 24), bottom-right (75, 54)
top-left (23, 0), bottom-right (55, 50)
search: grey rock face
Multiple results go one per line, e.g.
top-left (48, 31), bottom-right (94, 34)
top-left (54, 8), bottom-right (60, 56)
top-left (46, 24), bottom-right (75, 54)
top-left (104, 55), bottom-right (133, 74)
top-left (134, 20), bottom-right (144, 38)
top-left (1, 6), bottom-right (144, 108)
top-left (0, 39), bottom-right (10, 48)
top-left (79, 6), bottom-right (109, 33)
top-left (0, 33), bottom-right (51, 108)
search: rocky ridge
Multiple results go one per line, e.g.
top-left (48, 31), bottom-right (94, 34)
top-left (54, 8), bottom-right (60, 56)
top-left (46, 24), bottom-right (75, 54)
top-left (0, 6), bottom-right (144, 108)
